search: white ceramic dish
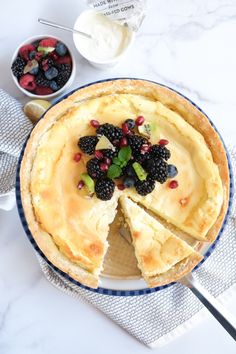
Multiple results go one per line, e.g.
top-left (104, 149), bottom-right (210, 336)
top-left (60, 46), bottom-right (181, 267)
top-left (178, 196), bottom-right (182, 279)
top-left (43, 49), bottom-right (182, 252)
top-left (11, 34), bottom-right (76, 99)
top-left (73, 10), bottom-right (135, 69)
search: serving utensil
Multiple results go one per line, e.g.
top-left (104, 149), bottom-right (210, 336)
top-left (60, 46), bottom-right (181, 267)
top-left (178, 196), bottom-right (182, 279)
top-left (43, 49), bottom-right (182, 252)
top-left (119, 227), bottom-right (236, 340)
top-left (38, 18), bottom-right (92, 39)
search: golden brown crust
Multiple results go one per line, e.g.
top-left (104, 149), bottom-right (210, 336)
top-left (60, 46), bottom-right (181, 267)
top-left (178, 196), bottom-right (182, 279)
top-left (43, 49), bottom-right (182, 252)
top-left (145, 253), bottom-right (203, 288)
top-left (20, 79), bottom-right (229, 288)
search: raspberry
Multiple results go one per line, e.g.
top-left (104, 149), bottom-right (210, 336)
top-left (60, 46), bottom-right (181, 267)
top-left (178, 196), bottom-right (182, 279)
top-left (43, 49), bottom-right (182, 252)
top-left (135, 177), bottom-right (155, 196)
top-left (55, 55), bottom-right (72, 65)
top-left (78, 136), bottom-right (98, 155)
top-left (19, 74), bottom-right (36, 91)
top-left (95, 178), bottom-right (115, 200)
top-left (19, 44), bottom-right (35, 61)
top-left (39, 38), bottom-right (58, 48)
top-left (34, 86), bottom-right (53, 95)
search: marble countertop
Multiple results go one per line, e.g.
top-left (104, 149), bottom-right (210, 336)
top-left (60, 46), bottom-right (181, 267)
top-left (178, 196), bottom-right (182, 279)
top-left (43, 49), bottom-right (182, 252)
top-left (1, 0), bottom-right (236, 353)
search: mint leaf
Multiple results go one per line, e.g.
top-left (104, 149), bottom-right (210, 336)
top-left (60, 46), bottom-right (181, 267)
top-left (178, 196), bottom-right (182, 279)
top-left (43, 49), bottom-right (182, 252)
top-left (113, 157), bottom-right (121, 166)
top-left (118, 146), bottom-right (132, 162)
top-left (120, 160), bottom-right (128, 168)
top-left (107, 164), bottom-right (122, 179)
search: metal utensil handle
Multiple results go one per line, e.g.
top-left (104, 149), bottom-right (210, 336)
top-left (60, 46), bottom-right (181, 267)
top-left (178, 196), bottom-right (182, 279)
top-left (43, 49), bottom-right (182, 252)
top-left (38, 18), bottom-right (92, 39)
top-left (181, 274), bottom-right (236, 341)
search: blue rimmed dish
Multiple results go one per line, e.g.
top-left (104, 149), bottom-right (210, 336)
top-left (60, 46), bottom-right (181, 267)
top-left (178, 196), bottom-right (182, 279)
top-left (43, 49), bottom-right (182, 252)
top-left (16, 78), bottom-right (234, 296)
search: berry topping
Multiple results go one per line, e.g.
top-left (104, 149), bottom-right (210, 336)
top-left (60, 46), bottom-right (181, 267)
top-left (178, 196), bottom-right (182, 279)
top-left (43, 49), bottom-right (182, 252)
top-left (74, 153), bottom-right (82, 162)
top-left (95, 178), bottom-right (115, 200)
top-left (135, 177), bottom-right (155, 196)
top-left (117, 183), bottom-right (125, 190)
top-left (151, 144), bottom-right (171, 160)
top-left (140, 144), bottom-right (150, 153)
top-left (167, 164), bottom-right (178, 178)
top-left (50, 80), bottom-right (60, 91)
top-left (122, 123), bottom-right (130, 135)
top-left (145, 158), bottom-right (168, 184)
top-left (39, 38), bottom-right (58, 48)
top-left (100, 148), bottom-right (118, 159)
top-left (135, 116), bottom-right (145, 126)
top-left (55, 42), bottom-right (67, 56)
top-left (90, 119), bottom-right (100, 128)
top-left (19, 44), bottom-right (35, 61)
top-left (127, 135), bottom-right (147, 156)
top-left (35, 72), bottom-right (50, 87)
top-left (125, 119), bottom-right (135, 130)
top-left (29, 51), bottom-right (37, 60)
top-left (56, 64), bottom-right (72, 88)
top-left (97, 123), bottom-right (123, 142)
top-left (103, 157), bottom-right (112, 166)
top-left (123, 177), bottom-right (135, 188)
top-left (159, 139), bottom-right (169, 146)
top-left (11, 56), bottom-right (25, 78)
top-left (34, 86), bottom-right (53, 95)
top-left (87, 158), bottom-right (106, 179)
top-left (78, 136), bottom-right (98, 155)
top-left (19, 74), bottom-right (36, 91)
top-left (77, 180), bottom-right (85, 190)
top-left (94, 150), bottom-right (104, 159)
top-left (45, 67), bottom-right (58, 80)
top-left (23, 59), bottom-right (39, 75)
top-left (55, 55), bottom-right (72, 65)
top-left (169, 180), bottom-right (179, 189)
top-left (119, 137), bottom-right (128, 147)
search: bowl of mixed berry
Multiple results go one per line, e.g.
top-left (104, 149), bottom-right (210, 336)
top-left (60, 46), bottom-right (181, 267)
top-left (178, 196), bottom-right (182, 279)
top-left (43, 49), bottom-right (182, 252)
top-left (11, 35), bottom-right (75, 98)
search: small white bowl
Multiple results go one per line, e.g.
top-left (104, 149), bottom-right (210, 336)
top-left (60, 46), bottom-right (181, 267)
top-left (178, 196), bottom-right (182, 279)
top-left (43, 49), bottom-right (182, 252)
top-left (11, 34), bottom-right (76, 99)
top-left (73, 10), bottom-right (135, 69)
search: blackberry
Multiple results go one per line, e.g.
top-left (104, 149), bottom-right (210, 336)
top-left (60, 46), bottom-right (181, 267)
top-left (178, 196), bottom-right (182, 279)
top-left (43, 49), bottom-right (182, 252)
top-left (96, 123), bottom-right (123, 142)
top-left (11, 56), bottom-right (25, 78)
top-left (151, 144), bottom-right (171, 160)
top-left (127, 135), bottom-right (148, 156)
top-left (145, 158), bottom-right (168, 184)
top-left (78, 136), bottom-right (98, 155)
top-left (95, 178), bottom-right (115, 200)
top-left (56, 64), bottom-right (72, 88)
top-left (135, 177), bottom-right (155, 196)
top-left (40, 58), bottom-right (54, 70)
top-left (35, 72), bottom-right (50, 87)
top-left (87, 158), bottom-right (106, 179)
top-left (100, 148), bottom-right (118, 160)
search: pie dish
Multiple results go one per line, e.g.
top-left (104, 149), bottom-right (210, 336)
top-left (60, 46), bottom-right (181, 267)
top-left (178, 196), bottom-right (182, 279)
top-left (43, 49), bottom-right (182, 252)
top-left (19, 79), bottom-right (230, 289)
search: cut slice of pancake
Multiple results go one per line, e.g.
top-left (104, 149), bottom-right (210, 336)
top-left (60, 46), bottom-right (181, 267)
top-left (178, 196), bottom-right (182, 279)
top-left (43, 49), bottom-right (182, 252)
top-left (120, 196), bottom-right (203, 287)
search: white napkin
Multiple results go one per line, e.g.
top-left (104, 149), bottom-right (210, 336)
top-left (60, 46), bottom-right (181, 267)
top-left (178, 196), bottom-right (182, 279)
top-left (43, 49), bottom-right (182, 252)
top-left (0, 89), bottom-right (32, 210)
top-left (1, 91), bottom-right (235, 347)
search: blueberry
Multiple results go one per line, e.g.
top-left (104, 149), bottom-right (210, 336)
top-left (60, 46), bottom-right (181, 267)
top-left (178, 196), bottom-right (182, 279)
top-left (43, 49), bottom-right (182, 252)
top-left (167, 164), bottom-right (178, 178)
top-left (55, 42), bottom-right (67, 56)
top-left (123, 177), bottom-right (135, 188)
top-left (125, 119), bottom-right (135, 129)
top-left (29, 66), bottom-right (39, 75)
top-left (29, 51), bottom-right (36, 60)
top-left (45, 67), bottom-right (58, 80)
top-left (50, 80), bottom-right (59, 91)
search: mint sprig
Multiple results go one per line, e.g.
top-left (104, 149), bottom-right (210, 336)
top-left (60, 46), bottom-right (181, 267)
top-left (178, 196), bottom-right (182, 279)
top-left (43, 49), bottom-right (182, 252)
top-left (107, 146), bottom-right (132, 179)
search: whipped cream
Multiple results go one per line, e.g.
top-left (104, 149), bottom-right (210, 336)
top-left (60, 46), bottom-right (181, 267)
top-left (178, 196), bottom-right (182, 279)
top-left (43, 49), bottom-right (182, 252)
top-left (74, 10), bottom-right (133, 63)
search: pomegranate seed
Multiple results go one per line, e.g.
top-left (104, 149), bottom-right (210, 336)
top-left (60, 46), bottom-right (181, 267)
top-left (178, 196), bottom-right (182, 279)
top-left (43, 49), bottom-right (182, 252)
top-left (117, 183), bottom-right (125, 190)
top-left (113, 139), bottom-right (120, 146)
top-left (126, 130), bottom-right (134, 136)
top-left (100, 163), bottom-right (109, 171)
top-left (141, 144), bottom-right (150, 153)
top-left (159, 139), bottom-right (169, 146)
top-left (135, 116), bottom-right (145, 126)
top-left (103, 157), bottom-right (111, 166)
top-left (169, 180), bottom-right (178, 189)
top-left (122, 123), bottom-right (130, 135)
top-left (74, 153), bottom-right (82, 162)
top-left (77, 180), bottom-right (85, 190)
top-left (120, 137), bottom-right (128, 147)
top-left (95, 150), bottom-right (103, 159)
top-left (90, 119), bottom-right (100, 128)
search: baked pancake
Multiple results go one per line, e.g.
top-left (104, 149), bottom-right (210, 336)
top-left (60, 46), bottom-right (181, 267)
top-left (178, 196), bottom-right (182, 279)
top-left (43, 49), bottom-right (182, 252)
top-left (120, 196), bottom-right (203, 286)
top-left (20, 79), bottom-right (229, 288)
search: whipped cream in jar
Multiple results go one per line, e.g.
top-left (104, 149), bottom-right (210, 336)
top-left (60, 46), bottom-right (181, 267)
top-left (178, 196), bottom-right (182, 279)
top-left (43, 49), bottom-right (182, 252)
top-left (73, 9), bottom-right (134, 68)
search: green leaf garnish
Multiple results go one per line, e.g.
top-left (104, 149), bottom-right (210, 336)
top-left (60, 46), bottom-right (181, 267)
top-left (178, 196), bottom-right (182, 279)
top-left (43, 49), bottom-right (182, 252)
top-left (118, 146), bottom-right (132, 162)
top-left (107, 164), bottom-right (122, 179)
top-left (113, 157), bottom-right (121, 166)
top-left (132, 162), bottom-right (148, 181)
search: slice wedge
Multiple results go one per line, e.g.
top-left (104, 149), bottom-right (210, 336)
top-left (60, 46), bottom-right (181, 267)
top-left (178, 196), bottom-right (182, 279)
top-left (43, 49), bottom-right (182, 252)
top-left (120, 196), bottom-right (203, 287)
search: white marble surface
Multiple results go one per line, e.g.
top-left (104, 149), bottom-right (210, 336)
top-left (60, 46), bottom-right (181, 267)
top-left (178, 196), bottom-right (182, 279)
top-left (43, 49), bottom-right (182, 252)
top-left (1, 0), bottom-right (236, 353)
